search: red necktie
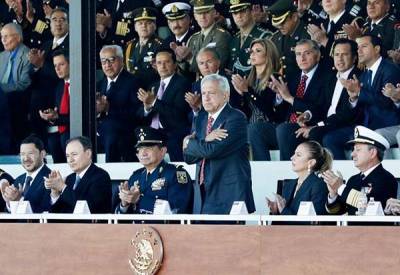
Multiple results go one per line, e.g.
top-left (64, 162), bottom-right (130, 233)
top-left (58, 82), bottom-right (70, 133)
top-left (199, 116), bottom-right (214, 185)
top-left (289, 74), bottom-right (308, 123)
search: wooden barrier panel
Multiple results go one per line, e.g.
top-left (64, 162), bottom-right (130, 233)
top-left (0, 224), bottom-right (399, 274)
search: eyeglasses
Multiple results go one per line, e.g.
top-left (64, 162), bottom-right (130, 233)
top-left (100, 56), bottom-right (117, 65)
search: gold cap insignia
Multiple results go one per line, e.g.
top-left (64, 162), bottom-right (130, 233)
top-left (171, 4), bottom-right (178, 13)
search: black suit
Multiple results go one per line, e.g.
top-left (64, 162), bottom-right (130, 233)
top-left (97, 69), bottom-right (142, 162)
top-left (141, 73), bottom-right (191, 161)
top-left (322, 12), bottom-right (354, 55)
top-left (323, 59), bottom-right (400, 159)
top-left (29, 35), bottom-right (69, 142)
top-left (327, 164), bottom-right (398, 215)
top-left (50, 164), bottom-right (112, 214)
top-left (309, 67), bottom-right (363, 142)
top-left (275, 64), bottom-right (334, 160)
top-left (45, 80), bottom-right (70, 163)
top-left (13, 165), bottom-right (51, 213)
top-left (280, 173), bottom-right (328, 216)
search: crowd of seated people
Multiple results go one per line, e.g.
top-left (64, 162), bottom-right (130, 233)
top-left (0, 0), bottom-right (399, 166)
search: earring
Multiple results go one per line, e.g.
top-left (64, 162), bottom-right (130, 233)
top-left (307, 165), bottom-right (311, 173)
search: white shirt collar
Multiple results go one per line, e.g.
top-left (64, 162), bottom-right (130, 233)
top-left (362, 163), bottom-right (380, 177)
top-left (302, 64), bottom-right (318, 79)
top-left (367, 56), bottom-right (382, 82)
top-left (53, 33), bottom-right (68, 47)
top-left (77, 163), bottom-right (91, 179)
top-left (26, 164), bottom-right (45, 180)
top-left (209, 102), bottom-right (227, 123)
top-left (329, 10), bottom-right (345, 24)
top-left (160, 74), bottom-right (174, 88)
top-left (176, 30), bottom-right (189, 43)
top-left (337, 66), bottom-right (354, 79)
top-left (107, 68), bottom-right (123, 85)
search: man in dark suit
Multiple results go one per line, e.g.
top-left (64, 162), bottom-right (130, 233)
top-left (323, 126), bottom-right (398, 215)
top-left (138, 48), bottom-right (191, 161)
top-left (28, 7), bottom-right (69, 144)
top-left (38, 49), bottom-right (70, 163)
top-left (323, 34), bottom-right (400, 159)
top-left (269, 39), bottom-right (333, 160)
top-left (183, 74), bottom-right (255, 214)
top-left (97, 44), bottom-right (142, 162)
top-left (45, 136), bottom-right (112, 213)
top-left (115, 127), bottom-right (193, 214)
top-left (296, 39), bottom-right (362, 144)
top-left (0, 135), bottom-right (51, 213)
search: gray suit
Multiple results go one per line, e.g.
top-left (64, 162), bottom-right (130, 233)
top-left (183, 104), bottom-right (255, 214)
top-left (0, 43), bottom-right (32, 93)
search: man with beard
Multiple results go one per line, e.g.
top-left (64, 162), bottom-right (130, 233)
top-left (0, 135), bottom-right (51, 213)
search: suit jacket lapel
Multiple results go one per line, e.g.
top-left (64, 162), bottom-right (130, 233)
top-left (211, 104), bottom-right (230, 131)
top-left (283, 179), bottom-right (297, 204)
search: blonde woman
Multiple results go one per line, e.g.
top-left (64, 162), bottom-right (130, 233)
top-left (231, 38), bottom-right (284, 160)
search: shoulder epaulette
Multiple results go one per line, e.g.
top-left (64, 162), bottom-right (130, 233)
top-left (217, 28), bottom-right (226, 33)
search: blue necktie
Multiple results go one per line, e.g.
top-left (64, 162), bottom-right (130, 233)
top-left (363, 70), bottom-right (373, 126)
top-left (23, 176), bottom-right (33, 197)
top-left (366, 69), bottom-right (373, 87)
top-left (73, 175), bottom-right (81, 190)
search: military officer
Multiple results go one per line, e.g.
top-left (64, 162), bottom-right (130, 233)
top-left (115, 127), bottom-right (193, 214)
top-left (180, 0), bottom-right (231, 73)
top-left (96, 0), bottom-right (156, 48)
top-left (296, 0), bottom-right (327, 27)
top-left (124, 7), bottom-right (163, 89)
top-left (343, 0), bottom-right (396, 54)
top-left (162, 2), bottom-right (195, 47)
top-left (229, 0), bottom-right (272, 76)
top-left (269, 0), bottom-right (310, 79)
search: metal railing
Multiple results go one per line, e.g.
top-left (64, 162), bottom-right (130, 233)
top-left (1, 213), bottom-right (400, 226)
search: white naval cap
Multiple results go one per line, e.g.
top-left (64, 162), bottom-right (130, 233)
top-left (347, 125), bottom-right (390, 150)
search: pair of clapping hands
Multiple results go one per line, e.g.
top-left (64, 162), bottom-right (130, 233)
top-left (0, 179), bottom-right (22, 203)
top-left (266, 193), bottom-right (286, 214)
top-left (118, 181), bottom-right (140, 207)
top-left (384, 198), bottom-right (400, 215)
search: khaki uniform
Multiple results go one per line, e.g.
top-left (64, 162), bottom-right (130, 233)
top-left (124, 36), bottom-right (163, 89)
top-left (187, 24), bottom-right (232, 72)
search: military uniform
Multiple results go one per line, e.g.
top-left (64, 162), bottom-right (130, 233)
top-left (270, 21), bottom-right (310, 79)
top-left (187, 24), bottom-right (232, 72)
top-left (124, 35), bottom-right (163, 89)
top-left (230, 25), bottom-right (271, 76)
top-left (187, 0), bottom-right (232, 72)
top-left (117, 161), bottom-right (193, 214)
top-left (115, 127), bottom-right (193, 214)
top-left (97, 0), bottom-right (156, 47)
top-left (299, 0), bottom-right (327, 27)
top-left (124, 7), bottom-right (163, 89)
top-left (362, 15), bottom-right (397, 53)
top-left (228, 0), bottom-right (272, 75)
top-left (268, 0), bottom-right (310, 79)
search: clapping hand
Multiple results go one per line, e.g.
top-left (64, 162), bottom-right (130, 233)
top-left (340, 74), bottom-right (361, 101)
top-left (44, 170), bottom-right (66, 196)
top-left (321, 170), bottom-right (344, 198)
top-left (119, 181), bottom-right (140, 207)
top-left (185, 91), bottom-right (201, 112)
top-left (231, 74), bottom-right (249, 96)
